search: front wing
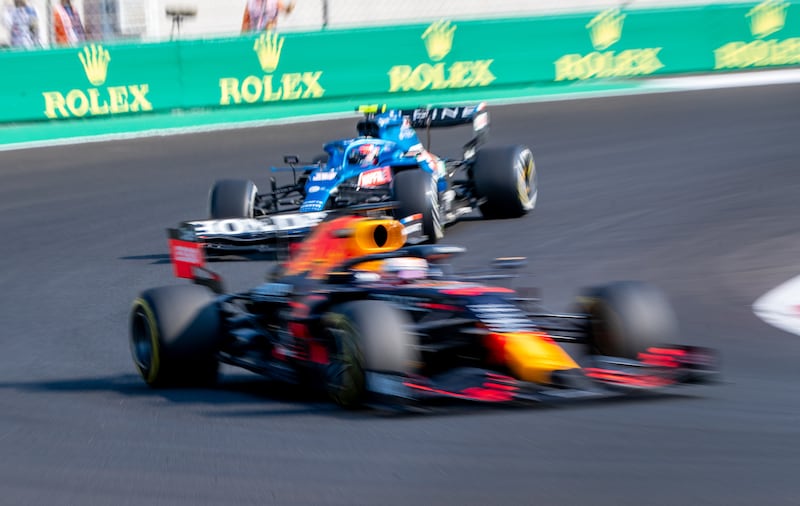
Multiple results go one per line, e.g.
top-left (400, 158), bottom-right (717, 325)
top-left (364, 345), bottom-right (718, 407)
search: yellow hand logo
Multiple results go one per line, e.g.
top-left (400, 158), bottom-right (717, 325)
top-left (748, 0), bottom-right (788, 39)
top-left (587, 9), bottom-right (625, 51)
top-left (78, 44), bottom-right (111, 86)
top-left (253, 31), bottom-right (285, 73)
top-left (422, 20), bottom-right (457, 61)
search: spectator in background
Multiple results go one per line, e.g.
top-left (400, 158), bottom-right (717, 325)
top-left (4, 0), bottom-right (40, 49)
top-left (82, 1), bottom-right (104, 41)
top-left (53, 0), bottom-right (85, 46)
top-left (242, 0), bottom-right (295, 33)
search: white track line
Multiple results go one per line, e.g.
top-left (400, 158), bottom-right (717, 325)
top-left (646, 68), bottom-right (800, 90)
top-left (754, 275), bottom-right (800, 337)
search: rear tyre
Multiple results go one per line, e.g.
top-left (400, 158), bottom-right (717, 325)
top-left (209, 179), bottom-right (258, 219)
top-left (129, 285), bottom-right (222, 387)
top-left (577, 281), bottom-right (678, 360)
top-left (472, 145), bottom-right (537, 219)
top-left (392, 170), bottom-right (442, 243)
top-left (323, 300), bottom-right (419, 408)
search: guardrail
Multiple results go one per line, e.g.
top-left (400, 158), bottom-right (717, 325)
top-left (1, 0), bottom-right (798, 124)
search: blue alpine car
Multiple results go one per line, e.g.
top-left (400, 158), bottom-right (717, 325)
top-left (204, 103), bottom-right (537, 247)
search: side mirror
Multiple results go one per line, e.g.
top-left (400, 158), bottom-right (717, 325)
top-left (283, 155), bottom-right (300, 165)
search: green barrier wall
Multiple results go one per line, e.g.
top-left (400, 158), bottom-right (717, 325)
top-left (1, 0), bottom-right (799, 124)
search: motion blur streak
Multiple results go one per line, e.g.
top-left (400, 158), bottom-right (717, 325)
top-left (0, 84), bottom-right (799, 505)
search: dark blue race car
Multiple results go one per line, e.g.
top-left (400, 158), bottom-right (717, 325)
top-left (200, 103), bottom-right (537, 249)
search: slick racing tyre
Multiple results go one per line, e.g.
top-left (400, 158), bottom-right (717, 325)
top-left (129, 285), bottom-right (222, 387)
top-left (472, 145), bottom-right (537, 219)
top-left (323, 301), bottom-right (419, 408)
top-left (577, 281), bottom-right (679, 360)
top-left (392, 169), bottom-right (443, 243)
top-left (209, 179), bottom-right (258, 219)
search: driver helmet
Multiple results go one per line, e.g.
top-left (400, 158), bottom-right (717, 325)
top-left (348, 143), bottom-right (381, 167)
top-left (382, 257), bottom-right (429, 283)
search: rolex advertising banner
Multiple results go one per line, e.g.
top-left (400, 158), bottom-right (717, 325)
top-left (0, 0), bottom-right (799, 124)
top-left (0, 43), bottom-right (180, 123)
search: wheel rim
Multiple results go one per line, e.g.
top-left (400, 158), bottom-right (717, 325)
top-left (427, 177), bottom-right (443, 240)
top-left (246, 184), bottom-right (257, 218)
top-left (515, 149), bottom-right (536, 211)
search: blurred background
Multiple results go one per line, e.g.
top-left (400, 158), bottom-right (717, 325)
top-left (2, 0), bottom-right (758, 48)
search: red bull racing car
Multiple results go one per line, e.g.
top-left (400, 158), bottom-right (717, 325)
top-left (129, 214), bottom-right (716, 409)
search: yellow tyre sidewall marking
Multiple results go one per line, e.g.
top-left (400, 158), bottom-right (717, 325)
top-left (517, 152), bottom-right (534, 207)
top-left (133, 298), bottom-right (161, 385)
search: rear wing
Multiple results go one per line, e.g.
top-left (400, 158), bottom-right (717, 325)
top-left (172, 212), bottom-right (329, 256)
top-left (165, 211), bottom-right (325, 293)
top-left (405, 104), bottom-right (488, 130)
top-left (358, 102), bottom-right (488, 129)
top-left (167, 228), bottom-right (224, 293)
top-left (166, 205), bottom-right (427, 284)
top-left (358, 103), bottom-right (489, 155)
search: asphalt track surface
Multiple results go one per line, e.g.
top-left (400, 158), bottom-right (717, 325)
top-left (2, 85), bottom-right (800, 505)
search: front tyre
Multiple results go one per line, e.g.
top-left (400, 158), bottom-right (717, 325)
top-left (208, 179), bottom-right (258, 219)
top-left (129, 285), bottom-right (222, 387)
top-left (392, 170), bottom-right (443, 243)
top-left (323, 301), bottom-right (419, 408)
top-left (472, 145), bottom-right (537, 219)
top-left (577, 281), bottom-right (679, 360)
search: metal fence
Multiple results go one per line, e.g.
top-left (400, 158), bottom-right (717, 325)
top-left (2, 0), bottom-right (757, 49)
top-left (2, 0), bottom-right (147, 48)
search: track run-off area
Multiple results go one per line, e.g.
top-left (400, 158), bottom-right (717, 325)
top-left (1, 82), bottom-right (799, 505)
